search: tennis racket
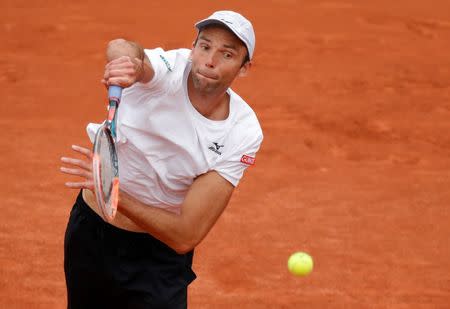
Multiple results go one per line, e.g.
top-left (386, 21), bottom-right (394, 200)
top-left (92, 85), bottom-right (122, 222)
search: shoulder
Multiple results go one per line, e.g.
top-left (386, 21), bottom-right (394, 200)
top-left (140, 48), bottom-right (191, 90)
top-left (145, 47), bottom-right (191, 73)
top-left (211, 91), bottom-right (264, 187)
top-left (229, 89), bottom-right (263, 138)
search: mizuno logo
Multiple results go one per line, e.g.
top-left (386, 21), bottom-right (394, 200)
top-left (208, 142), bottom-right (224, 155)
top-left (213, 142), bottom-right (224, 150)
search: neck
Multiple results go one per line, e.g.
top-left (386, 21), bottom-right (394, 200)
top-left (187, 73), bottom-right (230, 121)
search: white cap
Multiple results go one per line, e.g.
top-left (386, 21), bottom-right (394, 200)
top-left (195, 10), bottom-right (256, 60)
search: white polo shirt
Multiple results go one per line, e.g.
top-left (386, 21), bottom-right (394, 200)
top-left (87, 48), bottom-right (263, 214)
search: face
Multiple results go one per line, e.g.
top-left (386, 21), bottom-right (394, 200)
top-left (190, 25), bottom-right (250, 94)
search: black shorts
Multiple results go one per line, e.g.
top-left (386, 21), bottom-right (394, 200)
top-left (64, 191), bottom-right (196, 309)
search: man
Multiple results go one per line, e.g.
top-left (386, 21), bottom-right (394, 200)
top-left (60, 10), bottom-right (263, 308)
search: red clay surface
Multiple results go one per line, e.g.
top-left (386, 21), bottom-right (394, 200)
top-left (2, 1), bottom-right (450, 308)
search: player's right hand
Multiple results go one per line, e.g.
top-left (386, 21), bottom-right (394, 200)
top-left (102, 56), bottom-right (144, 88)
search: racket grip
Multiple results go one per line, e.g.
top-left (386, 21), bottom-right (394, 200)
top-left (108, 85), bottom-right (123, 103)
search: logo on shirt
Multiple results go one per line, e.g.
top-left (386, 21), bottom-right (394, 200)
top-left (240, 155), bottom-right (256, 166)
top-left (159, 55), bottom-right (173, 72)
top-left (209, 142), bottom-right (224, 155)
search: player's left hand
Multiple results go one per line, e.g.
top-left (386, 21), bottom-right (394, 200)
top-left (60, 145), bottom-right (94, 191)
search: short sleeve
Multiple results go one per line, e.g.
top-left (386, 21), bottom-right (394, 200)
top-left (214, 126), bottom-right (263, 187)
top-left (140, 48), bottom-right (176, 90)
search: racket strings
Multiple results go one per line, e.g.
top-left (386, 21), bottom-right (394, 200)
top-left (93, 127), bottom-right (119, 221)
top-left (98, 131), bottom-right (115, 200)
top-left (93, 100), bottom-right (120, 221)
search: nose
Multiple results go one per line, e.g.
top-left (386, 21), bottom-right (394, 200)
top-left (205, 51), bottom-right (217, 69)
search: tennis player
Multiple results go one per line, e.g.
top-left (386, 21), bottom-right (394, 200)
top-left (61, 10), bottom-right (263, 308)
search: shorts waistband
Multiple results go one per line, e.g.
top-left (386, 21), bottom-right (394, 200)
top-left (74, 190), bottom-right (194, 260)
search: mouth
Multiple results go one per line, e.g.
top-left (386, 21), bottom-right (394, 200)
top-left (197, 71), bottom-right (219, 80)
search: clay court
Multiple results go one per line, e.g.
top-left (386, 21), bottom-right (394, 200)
top-left (2, 0), bottom-right (450, 308)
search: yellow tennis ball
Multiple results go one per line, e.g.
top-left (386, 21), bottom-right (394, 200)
top-left (288, 252), bottom-right (313, 276)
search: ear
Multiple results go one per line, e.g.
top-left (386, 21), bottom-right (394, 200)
top-left (188, 42), bottom-right (196, 60)
top-left (188, 40), bottom-right (197, 60)
top-left (238, 61), bottom-right (252, 77)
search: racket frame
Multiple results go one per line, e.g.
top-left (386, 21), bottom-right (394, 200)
top-left (92, 86), bottom-right (122, 222)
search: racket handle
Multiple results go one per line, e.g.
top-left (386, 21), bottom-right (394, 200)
top-left (108, 85), bottom-right (123, 103)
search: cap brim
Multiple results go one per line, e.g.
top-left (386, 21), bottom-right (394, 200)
top-left (195, 19), bottom-right (250, 58)
top-left (195, 18), bottom-right (230, 30)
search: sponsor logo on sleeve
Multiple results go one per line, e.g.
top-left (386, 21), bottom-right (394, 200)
top-left (240, 155), bottom-right (255, 166)
top-left (159, 55), bottom-right (173, 72)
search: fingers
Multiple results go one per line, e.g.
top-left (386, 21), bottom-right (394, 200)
top-left (106, 55), bottom-right (132, 66)
top-left (60, 144), bottom-right (94, 191)
top-left (60, 166), bottom-right (92, 179)
top-left (65, 181), bottom-right (94, 191)
top-left (61, 156), bottom-right (91, 171)
top-left (103, 56), bottom-right (143, 87)
top-left (60, 145), bottom-right (92, 172)
top-left (71, 144), bottom-right (93, 159)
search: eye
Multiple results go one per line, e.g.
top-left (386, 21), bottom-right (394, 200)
top-left (200, 44), bottom-right (209, 51)
top-left (223, 52), bottom-right (233, 59)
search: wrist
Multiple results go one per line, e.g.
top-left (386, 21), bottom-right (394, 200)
top-left (136, 60), bottom-right (146, 82)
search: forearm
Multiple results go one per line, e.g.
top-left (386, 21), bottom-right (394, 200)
top-left (118, 190), bottom-right (195, 254)
top-left (117, 172), bottom-right (234, 254)
top-left (106, 38), bottom-right (144, 61)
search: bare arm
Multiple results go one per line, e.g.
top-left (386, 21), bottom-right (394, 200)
top-left (61, 145), bottom-right (235, 254)
top-left (118, 171), bottom-right (235, 254)
top-left (102, 38), bottom-right (155, 87)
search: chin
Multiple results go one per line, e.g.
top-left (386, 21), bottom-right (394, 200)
top-left (193, 76), bottom-right (218, 93)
